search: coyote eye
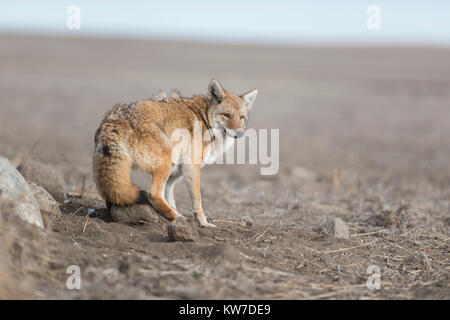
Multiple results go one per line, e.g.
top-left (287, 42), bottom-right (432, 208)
top-left (222, 113), bottom-right (231, 119)
top-left (240, 115), bottom-right (245, 120)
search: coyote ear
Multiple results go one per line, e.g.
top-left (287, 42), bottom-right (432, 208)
top-left (242, 89), bottom-right (258, 111)
top-left (208, 79), bottom-right (226, 103)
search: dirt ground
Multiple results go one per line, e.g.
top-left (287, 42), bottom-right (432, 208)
top-left (0, 34), bottom-right (449, 299)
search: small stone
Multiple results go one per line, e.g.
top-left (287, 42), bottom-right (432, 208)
top-left (17, 160), bottom-right (66, 203)
top-left (0, 155), bottom-right (44, 228)
top-left (168, 218), bottom-right (198, 242)
top-left (314, 217), bottom-right (349, 239)
top-left (239, 216), bottom-right (254, 227)
top-left (28, 182), bottom-right (61, 216)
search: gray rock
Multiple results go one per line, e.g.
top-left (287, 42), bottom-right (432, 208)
top-left (168, 218), bottom-right (198, 242)
top-left (315, 217), bottom-right (349, 239)
top-left (110, 204), bottom-right (155, 224)
top-left (17, 160), bottom-right (66, 203)
top-left (239, 216), bottom-right (254, 227)
top-left (110, 191), bottom-right (168, 224)
top-left (28, 182), bottom-right (61, 216)
top-left (0, 155), bottom-right (44, 228)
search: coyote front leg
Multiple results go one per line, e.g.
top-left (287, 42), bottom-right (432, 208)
top-left (182, 164), bottom-right (216, 227)
top-left (164, 168), bottom-right (183, 209)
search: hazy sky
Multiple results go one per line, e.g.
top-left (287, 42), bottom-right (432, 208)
top-left (1, 0), bottom-right (449, 45)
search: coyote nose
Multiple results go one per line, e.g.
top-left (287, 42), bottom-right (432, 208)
top-left (234, 130), bottom-right (245, 138)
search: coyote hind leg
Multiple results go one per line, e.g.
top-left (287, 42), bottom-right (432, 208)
top-left (130, 123), bottom-right (183, 221)
top-left (149, 164), bottom-right (183, 221)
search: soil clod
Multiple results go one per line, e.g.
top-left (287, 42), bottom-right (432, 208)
top-left (168, 218), bottom-right (199, 242)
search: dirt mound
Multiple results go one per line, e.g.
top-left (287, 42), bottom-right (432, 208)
top-left (1, 193), bottom-right (448, 299)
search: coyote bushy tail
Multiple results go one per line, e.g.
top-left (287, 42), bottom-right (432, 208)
top-left (92, 116), bottom-right (139, 208)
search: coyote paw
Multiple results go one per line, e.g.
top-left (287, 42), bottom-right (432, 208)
top-left (200, 221), bottom-right (216, 228)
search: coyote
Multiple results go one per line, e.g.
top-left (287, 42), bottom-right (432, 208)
top-left (93, 79), bottom-right (257, 227)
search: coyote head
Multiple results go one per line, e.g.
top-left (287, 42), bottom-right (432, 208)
top-left (207, 79), bottom-right (258, 139)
